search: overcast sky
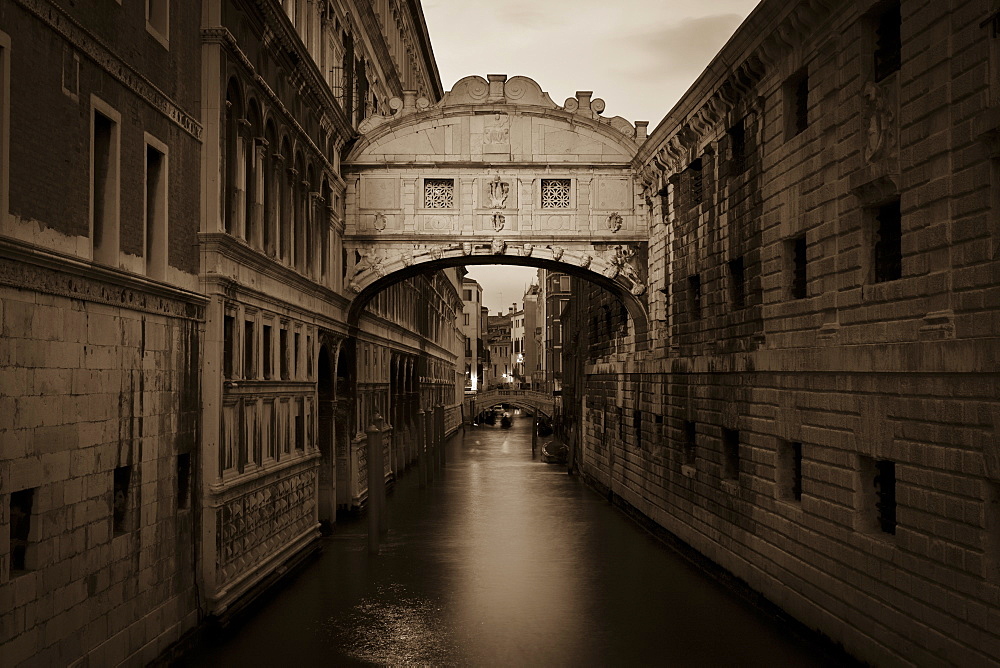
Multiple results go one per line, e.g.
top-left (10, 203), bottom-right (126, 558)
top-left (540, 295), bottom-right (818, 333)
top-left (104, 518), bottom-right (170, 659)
top-left (422, 0), bottom-right (761, 315)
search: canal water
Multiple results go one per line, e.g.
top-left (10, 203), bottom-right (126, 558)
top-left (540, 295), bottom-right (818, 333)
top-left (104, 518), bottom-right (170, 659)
top-left (179, 415), bottom-right (847, 667)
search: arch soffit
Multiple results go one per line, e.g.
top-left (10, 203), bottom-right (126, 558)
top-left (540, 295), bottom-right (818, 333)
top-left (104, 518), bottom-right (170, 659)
top-left (345, 75), bottom-right (645, 164)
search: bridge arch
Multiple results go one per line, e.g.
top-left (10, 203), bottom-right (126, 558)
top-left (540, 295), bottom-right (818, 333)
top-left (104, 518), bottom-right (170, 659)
top-left (343, 74), bottom-right (653, 350)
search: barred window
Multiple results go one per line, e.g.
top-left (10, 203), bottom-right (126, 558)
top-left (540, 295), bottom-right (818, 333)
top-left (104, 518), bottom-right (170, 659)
top-left (424, 179), bottom-right (454, 208)
top-left (541, 179), bottom-right (571, 208)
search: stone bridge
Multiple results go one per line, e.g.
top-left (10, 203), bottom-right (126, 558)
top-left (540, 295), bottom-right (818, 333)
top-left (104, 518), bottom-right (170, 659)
top-left (468, 389), bottom-right (557, 420)
top-left (342, 75), bottom-right (652, 347)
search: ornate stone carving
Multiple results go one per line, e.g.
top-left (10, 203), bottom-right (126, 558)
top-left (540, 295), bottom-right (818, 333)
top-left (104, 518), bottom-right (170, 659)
top-left (373, 212), bottom-right (387, 231)
top-left (400, 250), bottom-right (413, 266)
top-left (551, 246), bottom-right (564, 261)
top-left (429, 247), bottom-right (443, 260)
top-left (522, 243), bottom-right (534, 257)
top-left (630, 279), bottom-right (647, 297)
top-left (861, 82), bottom-right (895, 162)
top-left (491, 212), bottom-right (506, 232)
top-left (215, 469), bottom-right (317, 586)
top-left (607, 212), bottom-right (623, 233)
top-left (491, 238), bottom-right (507, 255)
top-left (578, 253), bottom-right (592, 268)
top-left (484, 115), bottom-right (510, 146)
top-left (488, 175), bottom-right (509, 208)
top-left (462, 242), bottom-right (473, 256)
top-left (352, 246), bottom-right (385, 279)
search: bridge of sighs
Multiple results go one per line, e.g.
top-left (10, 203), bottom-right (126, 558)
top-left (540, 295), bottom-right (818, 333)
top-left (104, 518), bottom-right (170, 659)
top-left (341, 74), bottom-right (653, 346)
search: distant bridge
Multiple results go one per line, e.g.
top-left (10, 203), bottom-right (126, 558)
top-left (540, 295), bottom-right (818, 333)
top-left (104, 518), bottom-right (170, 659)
top-left (467, 389), bottom-right (558, 419)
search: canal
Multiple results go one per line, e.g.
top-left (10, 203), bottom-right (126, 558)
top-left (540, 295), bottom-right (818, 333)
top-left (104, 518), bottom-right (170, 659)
top-left (179, 415), bottom-right (848, 667)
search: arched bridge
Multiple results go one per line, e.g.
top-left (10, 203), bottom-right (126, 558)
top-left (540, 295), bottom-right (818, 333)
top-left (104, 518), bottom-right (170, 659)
top-left (468, 389), bottom-right (557, 420)
top-left (343, 74), bottom-right (653, 349)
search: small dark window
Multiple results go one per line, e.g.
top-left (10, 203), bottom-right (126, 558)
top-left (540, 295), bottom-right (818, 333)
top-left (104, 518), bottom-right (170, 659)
top-left (874, 2), bottom-right (901, 82)
top-left (294, 332), bottom-right (301, 379)
top-left (9, 488), bottom-right (35, 573)
top-left (874, 200), bottom-right (902, 283)
top-left (280, 328), bottom-right (289, 380)
top-left (688, 275), bottom-right (702, 320)
top-left (728, 121), bottom-right (746, 175)
top-left (633, 409), bottom-right (642, 449)
top-left (223, 315), bottom-right (235, 378)
top-left (779, 441), bottom-right (803, 502)
top-left (791, 235), bottom-right (808, 299)
top-left (722, 429), bottom-right (740, 480)
top-left (728, 257), bottom-right (745, 309)
top-left (295, 399), bottom-right (305, 450)
top-left (687, 158), bottom-right (703, 206)
top-left (176, 453), bottom-right (191, 510)
top-left (113, 466), bottom-right (132, 535)
top-left (262, 324), bottom-right (272, 379)
top-left (683, 420), bottom-right (696, 466)
top-left (874, 459), bottom-right (897, 534)
top-left (786, 69), bottom-right (809, 138)
top-left (244, 320), bottom-right (255, 379)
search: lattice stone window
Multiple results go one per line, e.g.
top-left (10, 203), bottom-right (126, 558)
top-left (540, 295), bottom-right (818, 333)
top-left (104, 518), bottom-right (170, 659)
top-left (424, 178), bottom-right (454, 208)
top-left (541, 179), bottom-right (571, 208)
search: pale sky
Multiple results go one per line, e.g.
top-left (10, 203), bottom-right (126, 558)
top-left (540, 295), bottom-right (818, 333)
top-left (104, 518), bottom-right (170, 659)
top-left (422, 0), bottom-right (762, 314)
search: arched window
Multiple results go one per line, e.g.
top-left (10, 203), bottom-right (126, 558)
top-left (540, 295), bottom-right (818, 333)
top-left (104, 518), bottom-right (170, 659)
top-left (245, 99), bottom-right (262, 247)
top-left (279, 136), bottom-right (292, 263)
top-left (264, 120), bottom-right (277, 256)
top-left (224, 78), bottom-right (243, 235)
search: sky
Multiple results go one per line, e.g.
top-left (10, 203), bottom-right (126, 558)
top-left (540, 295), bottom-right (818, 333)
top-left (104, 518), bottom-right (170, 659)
top-left (421, 0), bottom-right (762, 315)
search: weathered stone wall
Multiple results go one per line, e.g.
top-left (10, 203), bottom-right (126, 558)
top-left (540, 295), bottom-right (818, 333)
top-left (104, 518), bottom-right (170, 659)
top-left (571, 0), bottom-right (1000, 665)
top-left (0, 278), bottom-right (203, 666)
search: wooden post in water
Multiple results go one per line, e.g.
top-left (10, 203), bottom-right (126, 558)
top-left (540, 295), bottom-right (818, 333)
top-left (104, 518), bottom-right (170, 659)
top-left (366, 417), bottom-right (383, 554)
top-left (532, 415), bottom-right (538, 457)
top-left (416, 408), bottom-right (427, 488)
top-left (378, 416), bottom-right (388, 537)
top-left (424, 407), bottom-right (435, 483)
top-left (436, 404), bottom-right (446, 468)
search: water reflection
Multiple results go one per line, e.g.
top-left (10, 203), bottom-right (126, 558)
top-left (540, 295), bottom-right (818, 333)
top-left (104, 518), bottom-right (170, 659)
top-left (179, 418), bottom-right (846, 667)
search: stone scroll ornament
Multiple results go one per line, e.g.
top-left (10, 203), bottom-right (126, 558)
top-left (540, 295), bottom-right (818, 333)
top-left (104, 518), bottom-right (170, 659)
top-left (373, 212), bottom-right (387, 231)
top-left (607, 212), bottom-right (623, 233)
top-left (489, 175), bottom-right (509, 209)
top-left (492, 212), bottom-right (505, 232)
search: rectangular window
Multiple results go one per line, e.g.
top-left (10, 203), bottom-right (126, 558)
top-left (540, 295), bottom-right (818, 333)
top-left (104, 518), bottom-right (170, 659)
top-left (785, 69), bottom-right (809, 139)
top-left (262, 324), bottom-right (272, 379)
top-left (295, 398), bottom-right (305, 450)
top-left (244, 320), bottom-right (255, 379)
top-left (728, 256), bottom-right (745, 309)
top-left (424, 178), bottom-right (454, 208)
top-left (176, 453), bottom-right (190, 510)
top-left (223, 315), bottom-right (235, 379)
top-left (541, 179), bottom-right (571, 209)
top-left (560, 275), bottom-right (571, 292)
top-left (687, 274), bottom-right (702, 320)
top-left (294, 332), bottom-right (301, 379)
top-left (92, 104), bottom-right (120, 265)
top-left (280, 328), bottom-right (289, 380)
top-left (728, 120), bottom-right (746, 175)
top-left (464, 313), bottom-right (470, 326)
top-left (874, 459), bottom-right (897, 534)
top-left (9, 488), bottom-right (35, 574)
top-left (874, 199), bottom-right (902, 283)
top-left (113, 465), bottom-right (132, 535)
top-left (633, 410), bottom-right (642, 449)
top-left (722, 428), bottom-right (740, 480)
top-left (463, 289), bottom-right (472, 301)
top-left (777, 440), bottom-right (803, 502)
top-left (686, 159), bottom-right (703, 206)
top-left (790, 235), bottom-right (808, 299)
top-left (145, 141), bottom-right (167, 280)
top-left (874, 2), bottom-right (901, 82)
top-left (683, 420), bottom-right (696, 467)
top-left (146, 0), bottom-right (169, 47)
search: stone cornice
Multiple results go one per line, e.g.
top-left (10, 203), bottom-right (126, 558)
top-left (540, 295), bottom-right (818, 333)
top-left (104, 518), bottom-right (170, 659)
top-left (635, 0), bottom-right (837, 178)
top-left (0, 237), bottom-right (206, 321)
top-left (16, 0), bottom-right (202, 140)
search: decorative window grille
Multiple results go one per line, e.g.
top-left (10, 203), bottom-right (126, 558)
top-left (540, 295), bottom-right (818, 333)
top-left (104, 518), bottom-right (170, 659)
top-left (541, 179), bottom-right (571, 208)
top-left (424, 179), bottom-right (454, 208)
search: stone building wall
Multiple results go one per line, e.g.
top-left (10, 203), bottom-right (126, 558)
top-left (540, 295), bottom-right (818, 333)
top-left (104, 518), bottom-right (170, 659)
top-left (0, 1), bottom-right (205, 664)
top-left (570, 0), bottom-right (1000, 664)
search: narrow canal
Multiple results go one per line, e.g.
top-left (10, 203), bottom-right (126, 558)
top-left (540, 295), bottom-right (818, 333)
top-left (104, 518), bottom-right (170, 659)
top-left (179, 415), bottom-right (848, 667)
